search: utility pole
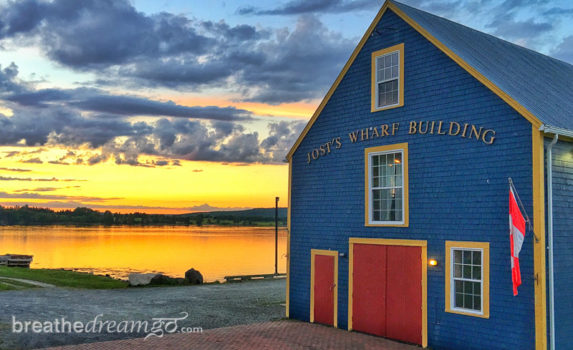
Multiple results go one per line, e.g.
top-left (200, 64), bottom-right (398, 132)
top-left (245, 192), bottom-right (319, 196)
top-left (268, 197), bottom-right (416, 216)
top-left (275, 196), bottom-right (279, 275)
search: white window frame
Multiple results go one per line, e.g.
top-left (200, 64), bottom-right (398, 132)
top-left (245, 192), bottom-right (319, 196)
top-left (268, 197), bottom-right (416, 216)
top-left (449, 247), bottom-right (484, 316)
top-left (367, 148), bottom-right (405, 225)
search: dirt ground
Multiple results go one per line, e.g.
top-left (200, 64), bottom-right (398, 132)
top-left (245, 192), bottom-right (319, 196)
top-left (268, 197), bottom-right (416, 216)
top-left (0, 279), bottom-right (285, 350)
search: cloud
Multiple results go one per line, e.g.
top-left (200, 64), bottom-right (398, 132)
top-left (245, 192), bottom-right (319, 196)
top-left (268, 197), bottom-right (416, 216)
top-left (260, 121), bottom-right (306, 162)
top-left (0, 191), bottom-right (120, 202)
top-left (47, 160), bottom-right (70, 165)
top-left (2, 151), bottom-right (20, 157)
top-left (0, 62), bottom-right (24, 93)
top-left (239, 15), bottom-right (355, 103)
top-left (0, 1), bottom-right (355, 104)
top-left (543, 7), bottom-right (573, 16)
top-left (0, 106), bottom-right (150, 147)
top-left (551, 35), bottom-right (573, 63)
top-left (487, 15), bottom-right (553, 43)
top-left (0, 0), bottom-right (212, 68)
top-left (68, 94), bottom-right (252, 121)
top-left (0, 176), bottom-right (83, 182)
top-left (4, 81), bottom-right (253, 122)
top-left (0, 96), bottom-right (307, 164)
top-left (0, 167), bottom-right (31, 172)
top-left (22, 157), bottom-right (43, 164)
top-left (13, 187), bottom-right (62, 192)
top-left (237, 0), bottom-right (379, 15)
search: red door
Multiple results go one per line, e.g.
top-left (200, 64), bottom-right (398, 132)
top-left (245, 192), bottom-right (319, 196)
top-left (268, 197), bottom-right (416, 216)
top-left (312, 253), bottom-right (336, 326)
top-left (352, 244), bottom-right (387, 336)
top-left (352, 244), bottom-right (422, 345)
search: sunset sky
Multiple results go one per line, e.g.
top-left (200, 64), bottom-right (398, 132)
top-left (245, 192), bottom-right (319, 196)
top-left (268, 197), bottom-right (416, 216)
top-left (1, 0), bottom-right (572, 213)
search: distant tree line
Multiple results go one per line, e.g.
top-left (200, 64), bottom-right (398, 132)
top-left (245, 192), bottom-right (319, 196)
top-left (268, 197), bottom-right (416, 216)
top-left (0, 205), bottom-right (287, 227)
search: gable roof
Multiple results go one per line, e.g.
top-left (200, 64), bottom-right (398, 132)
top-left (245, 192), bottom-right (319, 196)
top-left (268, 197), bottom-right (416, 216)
top-left (286, 0), bottom-right (573, 160)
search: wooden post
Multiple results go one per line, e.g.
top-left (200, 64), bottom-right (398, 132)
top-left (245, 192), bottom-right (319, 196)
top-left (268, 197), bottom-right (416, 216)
top-left (275, 197), bottom-right (279, 275)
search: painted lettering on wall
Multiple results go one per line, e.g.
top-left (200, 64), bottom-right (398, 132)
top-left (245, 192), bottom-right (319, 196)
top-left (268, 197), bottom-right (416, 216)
top-left (306, 137), bottom-right (342, 164)
top-left (305, 120), bottom-right (496, 165)
top-left (408, 121), bottom-right (495, 145)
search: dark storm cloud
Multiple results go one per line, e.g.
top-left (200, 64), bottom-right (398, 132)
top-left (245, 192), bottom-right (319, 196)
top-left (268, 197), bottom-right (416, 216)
top-left (0, 0), bottom-right (249, 69)
top-left (0, 63), bottom-right (24, 94)
top-left (0, 0), bottom-right (212, 68)
top-left (0, 107), bottom-right (151, 147)
top-left (0, 0), bottom-right (355, 104)
top-left (70, 95), bottom-right (252, 121)
top-left (2, 64), bottom-right (253, 121)
top-left (240, 15), bottom-right (355, 103)
top-left (1, 94), bottom-right (305, 164)
top-left (6, 89), bottom-right (72, 107)
top-left (237, 0), bottom-right (379, 15)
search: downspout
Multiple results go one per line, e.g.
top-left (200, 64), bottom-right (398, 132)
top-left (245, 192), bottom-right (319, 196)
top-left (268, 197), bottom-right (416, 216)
top-left (546, 132), bottom-right (558, 350)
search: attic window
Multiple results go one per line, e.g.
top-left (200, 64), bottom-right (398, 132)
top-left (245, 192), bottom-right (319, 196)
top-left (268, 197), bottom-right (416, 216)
top-left (371, 43), bottom-right (404, 112)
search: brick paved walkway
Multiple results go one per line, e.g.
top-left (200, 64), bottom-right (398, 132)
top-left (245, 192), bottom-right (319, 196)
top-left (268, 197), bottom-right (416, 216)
top-left (46, 320), bottom-right (421, 350)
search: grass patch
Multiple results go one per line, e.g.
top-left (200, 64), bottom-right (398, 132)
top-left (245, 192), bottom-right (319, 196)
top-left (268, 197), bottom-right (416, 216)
top-left (0, 267), bottom-right (128, 289)
top-left (0, 281), bottom-right (20, 291)
top-left (0, 277), bottom-right (40, 290)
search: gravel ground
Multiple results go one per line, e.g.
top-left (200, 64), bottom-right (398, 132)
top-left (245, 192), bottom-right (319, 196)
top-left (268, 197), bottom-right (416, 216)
top-left (0, 279), bottom-right (285, 350)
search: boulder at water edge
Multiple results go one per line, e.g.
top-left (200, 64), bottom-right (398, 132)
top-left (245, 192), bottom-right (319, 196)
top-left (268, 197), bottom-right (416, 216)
top-left (185, 268), bottom-right (203, 284)
top-left (150, 274), bottom-right (186, 285)
top-left (128, 273), bottom-right (159, 286)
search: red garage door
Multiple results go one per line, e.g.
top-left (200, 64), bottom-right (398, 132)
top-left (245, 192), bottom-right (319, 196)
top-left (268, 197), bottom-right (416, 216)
top-left (351, 242), bottom-right (423, 345)
top-left (311, 250), bottom-right (338, 327)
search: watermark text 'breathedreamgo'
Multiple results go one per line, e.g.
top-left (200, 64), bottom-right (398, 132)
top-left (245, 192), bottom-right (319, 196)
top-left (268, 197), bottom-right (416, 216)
top-left (12, 312), bottom-right (202, 340)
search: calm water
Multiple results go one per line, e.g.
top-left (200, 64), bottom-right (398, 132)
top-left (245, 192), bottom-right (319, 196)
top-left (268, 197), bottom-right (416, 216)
top-left (0, 226), bottom-right (287, 282)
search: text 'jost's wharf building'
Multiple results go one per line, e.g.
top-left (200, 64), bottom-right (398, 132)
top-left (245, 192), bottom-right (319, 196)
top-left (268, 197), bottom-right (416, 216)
top-left (284, 1), bottom-right (573, 349)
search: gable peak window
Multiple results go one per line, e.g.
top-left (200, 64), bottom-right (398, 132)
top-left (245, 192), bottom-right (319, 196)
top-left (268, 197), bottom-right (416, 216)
top-left (371, 43), bottom-right (404, 112)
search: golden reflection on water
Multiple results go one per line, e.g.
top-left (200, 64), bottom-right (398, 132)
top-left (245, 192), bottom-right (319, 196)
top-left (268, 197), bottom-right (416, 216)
top-left (0, 226), bottom-right (287, 282)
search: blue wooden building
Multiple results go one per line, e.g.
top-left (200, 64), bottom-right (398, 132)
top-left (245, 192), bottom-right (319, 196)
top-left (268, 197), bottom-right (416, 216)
top-left (285, 1), bottom-right (573, 349)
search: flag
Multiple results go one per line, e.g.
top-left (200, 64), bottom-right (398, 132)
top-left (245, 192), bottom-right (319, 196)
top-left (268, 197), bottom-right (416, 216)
top-left (509, 186), bottom-right (526, 296)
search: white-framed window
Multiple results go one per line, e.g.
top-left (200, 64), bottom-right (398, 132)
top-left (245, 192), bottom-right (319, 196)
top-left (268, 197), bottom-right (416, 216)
top-left (451, 248), bottom-right (483, 313)
top-left (371, 43), bottom-right (404, 112)
top-left (445, 241), bottom-right (490, 318)
top-left (376, 51), bottom-right (399, 107)
top-left (365, 143), bottom-right (408, 226)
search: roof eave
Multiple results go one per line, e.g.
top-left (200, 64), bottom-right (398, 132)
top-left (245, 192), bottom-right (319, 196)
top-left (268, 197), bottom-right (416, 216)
top-left (539, 124), bottom-right (573, 139)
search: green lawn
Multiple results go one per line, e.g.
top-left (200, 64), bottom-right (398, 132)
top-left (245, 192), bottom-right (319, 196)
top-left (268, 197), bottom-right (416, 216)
top-left (0, 267), bottom-right (128, 290)
top-left (0, 277), bottom-right (41, 291)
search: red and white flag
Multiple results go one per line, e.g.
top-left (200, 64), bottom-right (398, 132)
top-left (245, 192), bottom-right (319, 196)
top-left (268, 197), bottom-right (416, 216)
top-left (509, 187), bottom-right (526, 296)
